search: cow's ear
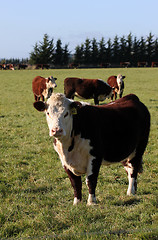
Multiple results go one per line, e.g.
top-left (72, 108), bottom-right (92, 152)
top-left (114, 76), bottom-right (117, 78)
top-left (33, 101), bottom-right (48, 112)
top-left (122, 76), bottom-right (126, 79)
top-left (70, 101), bottom-right (82, 115)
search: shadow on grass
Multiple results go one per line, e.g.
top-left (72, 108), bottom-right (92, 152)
top-left (24, 185), bottom-right (53, 194)
top-left (113, 197), bottom-right (141, 206)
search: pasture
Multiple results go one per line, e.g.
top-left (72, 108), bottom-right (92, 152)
top-left (0, 68), bottom-right (158, 239)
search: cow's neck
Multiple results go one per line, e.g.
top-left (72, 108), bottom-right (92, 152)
top-left (54, 129), bottom-right (74, 152)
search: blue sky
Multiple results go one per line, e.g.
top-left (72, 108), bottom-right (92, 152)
top-left (1, 0), bottom-right (158, 59)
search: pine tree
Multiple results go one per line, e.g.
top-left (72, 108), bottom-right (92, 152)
top-left (132, 36), bottom-right (139, 66)
top-left (91, 38), bottom-right (99, 65)
top-left (29, 34), bottom-right (54, 64)
top-left (152, 38), bottom-right (158, 62)
top-left (126, 33), bottom-right (133, 62)
top-left (54, 39), bottom-right (63, 66)
top-left (74, 44), bottom-right (84, 64)
top-left (63, 44), bottom-right (70, 66)
top-left (138, 37), bottom-right (147, 62)
top-left (119, 35), bottom-right (126, 62)
top-left (146, 32), bottom-right (154, 65)
top-left (105, 38), bottom-right (112, 63)
top-left (98, 37), bottom-right (106, 64)
top-left (84, 38), bottom-right (91, 65)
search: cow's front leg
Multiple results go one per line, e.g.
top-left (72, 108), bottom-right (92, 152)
top-left (41, 95), bottom-right (45, 101)
top-left (64, 166), bottom-right (82, 205)
top-left (94, 96), bottom-right (99, 105)
top-left (86, 163), bottom-right (100, 205)
top-left (119, 91), bottom-right (123, 98)
top-left (114, 92), bottom-right (117, 100)
top-left (111, 94), bottom-right (114, 101)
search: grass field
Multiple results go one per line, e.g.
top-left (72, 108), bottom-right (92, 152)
top-left (0, 68), bottom-right (158, 239)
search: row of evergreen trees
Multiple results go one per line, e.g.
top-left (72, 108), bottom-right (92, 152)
top-left (74, 33), bottom-right (158, 66)
top-left (29, 33), bottom-right (158, 67)
top-left (2, 33), bottom-right (158, 67)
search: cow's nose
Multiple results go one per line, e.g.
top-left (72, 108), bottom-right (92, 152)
top-left (51, 128), bottom-right (63, 137)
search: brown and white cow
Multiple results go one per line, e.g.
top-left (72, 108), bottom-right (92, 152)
top-left (64, 77), bottom-right (112, 105)
top-left (107, 74), bottom-right (125, 101)
top-left (33, 93), bottom-right (150, 205)
top-left (32, 75), bottom-right (57, 101)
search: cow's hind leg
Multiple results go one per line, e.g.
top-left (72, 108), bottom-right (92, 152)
top-left (86, 162), bottom-right (101, 205)
top-left (123, 156), bottom-right (143, 196)
top-left (65, 90), bottom-right (75, 99)
top-left (64, 166), bottom-right (82, 205)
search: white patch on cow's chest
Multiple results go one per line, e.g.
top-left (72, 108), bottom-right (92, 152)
top-left (42, 88), bottom-right (48, 98)
top-left (53, 134), bottom-right (93, 176)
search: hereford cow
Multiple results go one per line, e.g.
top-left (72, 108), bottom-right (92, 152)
top-left (33, 93), bottom-right (150, 205)
top-left (64, 77), bottom-right (112, 105)
top-left (107, 74), bottom-right (125, 101)
top-left (32, 75), bottom-right (57, 101)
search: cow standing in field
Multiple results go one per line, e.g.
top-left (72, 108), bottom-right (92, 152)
top-left (64, 77), bottom-right (112, 105)
top-left (32, 75), bottom-right (57, 101)
top-left (107, 74), bottom-right (125, 101)
top-left (33, 93), bottom-right (150, 205)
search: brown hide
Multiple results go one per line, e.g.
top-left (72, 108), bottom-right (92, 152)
top-left (64, 77), bottom-right (112, 105)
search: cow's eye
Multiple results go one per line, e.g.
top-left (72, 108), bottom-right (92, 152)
top-left (47, 112), bottom-right (49, 116)
top-left (64, 112), bottom-right (68, 118)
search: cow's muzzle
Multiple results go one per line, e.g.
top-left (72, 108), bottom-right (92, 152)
top-left (50, 127), bottom-right (64, 137)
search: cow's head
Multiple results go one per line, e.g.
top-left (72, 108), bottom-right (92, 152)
top-left (33, 93), bottom-right (82, 138)
top-left (117, 74), bottom-right (125, 94)
top-left (45, 76), bottom-right (57, 99)
top-left (46, 76), bottom-right (57, 88)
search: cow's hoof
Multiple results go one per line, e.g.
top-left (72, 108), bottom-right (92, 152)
top-left (87, 201), bottom-right (97, 206)
top-left (73, 197), bottom-right (81, 205)
top-left (87, 194), bottom-right (97, 206)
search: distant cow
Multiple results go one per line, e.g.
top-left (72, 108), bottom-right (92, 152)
top-left (6, 64), bottom-right (14, 70)
top-left (107, 74), bottom-right (125, 101)
top-left (64, 77), bottom-right (112, 105)
top-left (32, 76), bottom-right (57, 101)
top-left (33, 93), bottom-right (150, 205)
top-left (17, 64), bottom-right (28, 70)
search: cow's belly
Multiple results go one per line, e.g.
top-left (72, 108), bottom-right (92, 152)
top-left (98, 94), bottom-right (107, 101)
top-left (74, 92), bottom-right (93, 100)
top-left (101, 149), bottom-right (136, 165)
top-left (53, 135), bottom-right (93, 176)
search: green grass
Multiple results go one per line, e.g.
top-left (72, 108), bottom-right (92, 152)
top-left (0, 68), bottom-right (158, 239)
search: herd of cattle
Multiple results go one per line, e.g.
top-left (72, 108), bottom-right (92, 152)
top-left (32, 74), bottom-right (150, 205)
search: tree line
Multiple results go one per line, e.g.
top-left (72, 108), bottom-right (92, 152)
top-left (74, 33), bottom-right (158, 67)
top-left (1, 33), bottom-right (158, 67)
top-left (29, 33), bottom-right (158, 67)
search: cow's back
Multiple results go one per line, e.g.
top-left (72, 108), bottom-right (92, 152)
top-left (64, 78), bottom-right (111, 101)
top-left (72, 94), bottom-right (150, 162)
top-left (32, 76), bottom-right (46, 95)
top-left (107, 76), bottom-right (117, 88)
top-left (64, 78), bottom-right (97, 99)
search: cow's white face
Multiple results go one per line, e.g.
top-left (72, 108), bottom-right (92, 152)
top-left (33, 93), bottom-right (84, 139)
top-left (117, 74), bottom-right (124, 94)
top-left (47, 76), bottom-right (57, 89)
top-left (43, 76), bottom-right (57, 99)
top-left (45, 93), bottom-right (73, 138)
